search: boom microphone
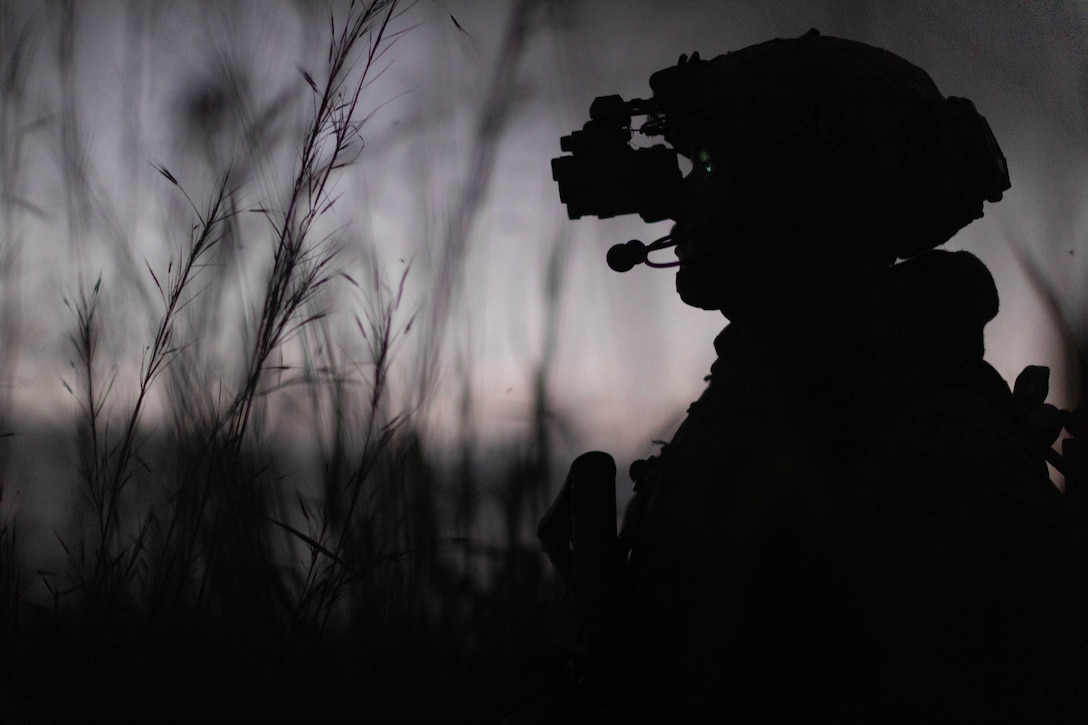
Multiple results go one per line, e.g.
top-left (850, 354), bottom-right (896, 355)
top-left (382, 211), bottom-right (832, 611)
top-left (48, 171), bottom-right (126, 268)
top-left (606, 235), bottom-right (679, 272)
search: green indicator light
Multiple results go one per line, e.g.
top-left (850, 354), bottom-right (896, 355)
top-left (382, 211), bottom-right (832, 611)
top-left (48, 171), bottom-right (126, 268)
top-left (696, 148), bottom-right (713, 173)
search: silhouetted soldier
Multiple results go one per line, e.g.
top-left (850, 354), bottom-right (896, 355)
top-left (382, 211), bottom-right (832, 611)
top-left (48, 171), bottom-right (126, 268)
top-left (518, 31), bottom-right (1088, 723)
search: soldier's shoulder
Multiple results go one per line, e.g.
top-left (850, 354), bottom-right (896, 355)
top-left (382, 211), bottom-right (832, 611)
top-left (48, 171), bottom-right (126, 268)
top-left (861, 383), bottom-right (1053, 495)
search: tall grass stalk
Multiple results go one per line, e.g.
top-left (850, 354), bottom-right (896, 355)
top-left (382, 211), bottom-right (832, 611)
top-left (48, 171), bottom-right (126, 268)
top-left (278, 259), bottom-right (416, 634)
top-left (227, 0), bottom-right (406, 450)
top-left (177, 0), bottom-right (414, 625)
top-left (0, 0), bottom-right (40, 635)
top-left (0, 1), bottom-right (36, 443)
top-left (45, 0), bottom-right (410, 623)
top-left (6, 1), bottom-right (572, 718)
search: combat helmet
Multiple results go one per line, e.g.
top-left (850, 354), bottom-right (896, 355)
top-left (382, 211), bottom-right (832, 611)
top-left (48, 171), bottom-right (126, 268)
top-left (552, 31), bottom-right (1011, 269)
top-left (648, 30), bottom-right (1011, 262)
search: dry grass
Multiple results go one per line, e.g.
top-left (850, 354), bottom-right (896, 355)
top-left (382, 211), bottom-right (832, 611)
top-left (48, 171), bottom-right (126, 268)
top-left (0, 1), bottom-right (568, 720)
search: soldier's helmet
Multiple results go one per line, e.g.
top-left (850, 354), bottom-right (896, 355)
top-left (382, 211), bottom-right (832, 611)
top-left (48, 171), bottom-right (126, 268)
top-left (651, 30), bottom-right (1011, 265)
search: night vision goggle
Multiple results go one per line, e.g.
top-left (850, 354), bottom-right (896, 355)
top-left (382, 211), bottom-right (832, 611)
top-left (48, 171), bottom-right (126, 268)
top-left (550, 95), bottom-right (687, 271)
top-left (550, 95), bottom-right (683, 224)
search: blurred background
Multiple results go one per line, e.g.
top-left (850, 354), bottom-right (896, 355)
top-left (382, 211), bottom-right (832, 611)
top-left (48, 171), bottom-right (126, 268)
top-left (0, 0), bottom-right (1085, 719)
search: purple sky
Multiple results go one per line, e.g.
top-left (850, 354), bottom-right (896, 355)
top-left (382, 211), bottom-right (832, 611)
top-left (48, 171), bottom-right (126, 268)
top-left (2, 0), bottom-right (1086, 473)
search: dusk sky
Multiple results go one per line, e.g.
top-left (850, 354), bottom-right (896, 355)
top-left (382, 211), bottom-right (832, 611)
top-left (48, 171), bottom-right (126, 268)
top-left (3, 0), bottom-right (1087, 472)
top-left (6, 6), bottom-right (1087, 715)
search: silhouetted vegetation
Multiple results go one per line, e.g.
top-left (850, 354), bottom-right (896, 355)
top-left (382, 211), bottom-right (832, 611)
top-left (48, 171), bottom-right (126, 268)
top-left (0, 1), bottom-right (569, 720)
